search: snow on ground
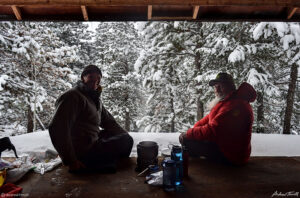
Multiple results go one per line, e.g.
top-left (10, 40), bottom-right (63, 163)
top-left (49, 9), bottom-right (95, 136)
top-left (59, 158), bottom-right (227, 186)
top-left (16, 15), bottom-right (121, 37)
top-left (1, 131), bottom-right (300, 157)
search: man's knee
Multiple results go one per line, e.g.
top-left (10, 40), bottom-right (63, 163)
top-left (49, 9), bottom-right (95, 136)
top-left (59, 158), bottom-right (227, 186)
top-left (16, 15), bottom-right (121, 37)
top-left (119, 133), bottom-right (133, 157)
top-left (179, 133), bottom-right (188, 145)
top-left (124, 134), bottom-right (133, 150)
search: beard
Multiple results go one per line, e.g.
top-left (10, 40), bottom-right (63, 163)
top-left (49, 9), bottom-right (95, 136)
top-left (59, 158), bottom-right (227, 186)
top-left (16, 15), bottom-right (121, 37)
top-left (206, 96), bottom-right (222, 111)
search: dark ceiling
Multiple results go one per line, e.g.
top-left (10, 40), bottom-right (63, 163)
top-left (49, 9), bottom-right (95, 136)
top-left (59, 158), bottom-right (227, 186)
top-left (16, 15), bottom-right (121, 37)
top-left (0, 0), bottom-right (299, 21)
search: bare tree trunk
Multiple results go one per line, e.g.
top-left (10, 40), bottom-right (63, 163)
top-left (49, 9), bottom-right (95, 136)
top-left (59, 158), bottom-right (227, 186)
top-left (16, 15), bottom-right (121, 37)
top-left (256, 91), bottom-right (264, 133)
top-left (170, 97), bottom-right (175, 132)
top-left (27, 61), bottom-right (37, 133)
top-left (171, 117), bottom-right (175, 133)
top-left (197, 97), bottom-right (204, 120)
top-left (35, 113), bottom-right (45, 130)
top-left (125, 111), bottom-right (130, 131)
top-left (195, 53), bottom-right (204, 121)
top-left (27, 105), bottom-right (33, 133)
top-left (283, 63), bottom-right (298, 134)
top-left (123, 61), bottom-right (131, 132)
top-left (32, 62), bottom-right (37, 132)
top-left (170, 119), bottom-right (175, 132)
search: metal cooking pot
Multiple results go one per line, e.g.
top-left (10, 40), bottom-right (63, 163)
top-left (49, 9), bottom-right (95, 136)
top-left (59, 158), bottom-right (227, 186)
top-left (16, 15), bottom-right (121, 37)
top-left (136, 141), bottom-right (158, 172)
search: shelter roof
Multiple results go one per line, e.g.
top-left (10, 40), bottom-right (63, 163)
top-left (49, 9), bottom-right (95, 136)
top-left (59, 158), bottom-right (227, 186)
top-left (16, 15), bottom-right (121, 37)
top-left (0, 0), bottom-right (299, 21)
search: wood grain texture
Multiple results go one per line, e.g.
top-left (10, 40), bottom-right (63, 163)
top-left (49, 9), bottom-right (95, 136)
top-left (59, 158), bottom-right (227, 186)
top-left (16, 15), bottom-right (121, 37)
top-left (11, 5), bottom-right (21, 20)
top-left (1, 0), bottom-right (300, 6)
top-left (81, 5), bottom-right (88, 21)
top-left (287, 7), bottom-right (298, 19)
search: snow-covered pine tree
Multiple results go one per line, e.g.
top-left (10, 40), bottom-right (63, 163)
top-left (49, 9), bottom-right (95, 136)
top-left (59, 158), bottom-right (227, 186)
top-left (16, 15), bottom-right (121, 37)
top-left (56, 22), bottom-right (96, 73)
top-left (253, 22), bottom-right (300, 134)
top-left (196, 22), bottom-right (284, 133)
top-left (135, 22), bottom-right (198, 132)
top-left (0, 22), bottom-right (78, 133)
top-left (214, 22), bottom-right (280, 133)
top-left (95, 22), bottom-right (143, 131)
top-left (0, 22), bottom-right (28, 135)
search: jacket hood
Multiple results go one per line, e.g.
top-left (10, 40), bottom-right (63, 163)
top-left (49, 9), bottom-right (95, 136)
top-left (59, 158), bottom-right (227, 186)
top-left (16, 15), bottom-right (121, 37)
top-left (235, 82), bottom-right (257, 103)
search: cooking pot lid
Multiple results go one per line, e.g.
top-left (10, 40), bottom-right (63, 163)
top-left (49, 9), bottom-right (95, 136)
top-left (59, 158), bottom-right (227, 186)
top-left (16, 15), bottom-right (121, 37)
top-left (137, 141), bottom-right (158, 147)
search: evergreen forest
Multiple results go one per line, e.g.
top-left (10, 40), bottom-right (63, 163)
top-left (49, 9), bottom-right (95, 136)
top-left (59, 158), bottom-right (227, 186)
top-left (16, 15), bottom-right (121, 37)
top-left (0, 22), bottom-right (299, 135)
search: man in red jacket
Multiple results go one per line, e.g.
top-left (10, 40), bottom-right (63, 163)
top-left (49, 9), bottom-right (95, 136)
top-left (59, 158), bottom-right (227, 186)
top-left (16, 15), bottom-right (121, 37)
top-left (179, 73), bottom-right (256, 165)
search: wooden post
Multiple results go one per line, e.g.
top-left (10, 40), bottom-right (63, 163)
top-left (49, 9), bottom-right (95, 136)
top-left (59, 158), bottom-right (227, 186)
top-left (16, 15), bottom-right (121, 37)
top-left (193, 6), bottom-right (199, 19)
top-left (11, 5), bottom-right (22, 20)
top-left (287, 7), bottom-right (298, 19)
top-left (148, 5), bottom-right (152, 20)
top-left (81, 5), bottom-right (89, 21)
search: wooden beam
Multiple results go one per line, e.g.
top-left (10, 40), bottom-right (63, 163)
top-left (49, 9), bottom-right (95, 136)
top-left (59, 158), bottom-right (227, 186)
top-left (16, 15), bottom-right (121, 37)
top-left (149, 5), bottom-right (197, 21)
top-left (81, 5), bottom-right (88, 21)
top-left (193, 5), bottom-right (199, 19)
top-left (11, 5), bottom-right (22, 20)
top-left (148, 5), bottom-right (152, 20)
top-left (287, 7), bottom-right (298, 19)
top-left (1, 0), bottom-right (300, 7)
top-left (150, 16), bottom-right (194, 20)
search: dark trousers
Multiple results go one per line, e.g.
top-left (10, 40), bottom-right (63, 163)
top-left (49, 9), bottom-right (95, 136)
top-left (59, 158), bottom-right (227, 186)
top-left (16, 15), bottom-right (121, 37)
top-left (80, 131), bottom-right (133, 169)
top-left (182, 138), bottom-right (230, 164)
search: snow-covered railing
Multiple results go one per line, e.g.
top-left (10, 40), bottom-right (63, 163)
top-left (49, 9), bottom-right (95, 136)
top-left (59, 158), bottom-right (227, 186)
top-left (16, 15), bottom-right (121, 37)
top-left (2, 131), bottom-right (300, 158)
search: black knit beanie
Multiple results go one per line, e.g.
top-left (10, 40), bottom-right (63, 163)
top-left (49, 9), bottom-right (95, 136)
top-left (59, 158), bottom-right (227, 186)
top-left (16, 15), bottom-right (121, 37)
top-left (81, 65), bottom-right (102, 80)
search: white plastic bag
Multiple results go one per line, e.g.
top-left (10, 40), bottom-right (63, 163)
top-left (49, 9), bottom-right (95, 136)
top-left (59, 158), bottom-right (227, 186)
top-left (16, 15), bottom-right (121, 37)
top-left (6, 165), bottom-right (34, 183)
top-left (146, 171), bottom-right (163, 186)
top-left (33, 157), bottom-right (62, 174)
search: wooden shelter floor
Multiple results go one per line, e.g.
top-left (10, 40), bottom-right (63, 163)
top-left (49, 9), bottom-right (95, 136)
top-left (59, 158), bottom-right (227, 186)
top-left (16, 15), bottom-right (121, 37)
top-left (16, 157), bottom-right (300, 198)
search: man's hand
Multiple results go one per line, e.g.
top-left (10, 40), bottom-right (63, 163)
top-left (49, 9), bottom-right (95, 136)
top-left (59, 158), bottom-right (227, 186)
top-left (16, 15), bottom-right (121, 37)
top-left (69, 160), bottom-right (86, 173)
top-left (179, 132), bottom-right (187, 144)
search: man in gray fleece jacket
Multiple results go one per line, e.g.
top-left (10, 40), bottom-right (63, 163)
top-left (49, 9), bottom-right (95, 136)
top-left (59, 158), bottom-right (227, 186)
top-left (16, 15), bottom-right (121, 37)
top-left (49, 65), bottom-right (133, 173)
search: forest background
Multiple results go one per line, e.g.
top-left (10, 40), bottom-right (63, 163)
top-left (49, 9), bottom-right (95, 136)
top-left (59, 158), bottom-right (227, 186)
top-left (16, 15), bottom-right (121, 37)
top-left (0, 21), bottom-right (299, 136)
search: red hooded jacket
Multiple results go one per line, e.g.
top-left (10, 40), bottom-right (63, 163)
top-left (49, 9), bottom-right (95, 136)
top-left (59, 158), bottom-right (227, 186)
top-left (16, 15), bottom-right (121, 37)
top-left (186, 82), bottom-right (257, 165)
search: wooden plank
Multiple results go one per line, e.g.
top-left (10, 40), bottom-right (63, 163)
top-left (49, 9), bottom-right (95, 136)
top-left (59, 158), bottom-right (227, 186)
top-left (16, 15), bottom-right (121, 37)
top-left (149, 5), bottom-right (196, 21)
top-left (81, 5), bottom-right (88, 21)
top-left (1, 0), bottom-right (300, 7)
top-left (16, 157), bottom-right (300, 198)
top-left (193, 5), bottom-right (199, 19)
top-left (287, 7), bottom-right (298, 19)
top-left (147, 5), bottom-right (152, 20)
top-left (11, 5), bottom-right (21, 20)
top-left (150, 16), bottom-right (194, 20)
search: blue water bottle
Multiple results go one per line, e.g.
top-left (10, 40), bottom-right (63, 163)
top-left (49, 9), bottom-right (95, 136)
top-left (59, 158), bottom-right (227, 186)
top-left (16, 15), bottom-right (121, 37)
top-left (162, 158), bottom-right (176, 192)
top-left (171, 145), bottom-right (183, 186)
